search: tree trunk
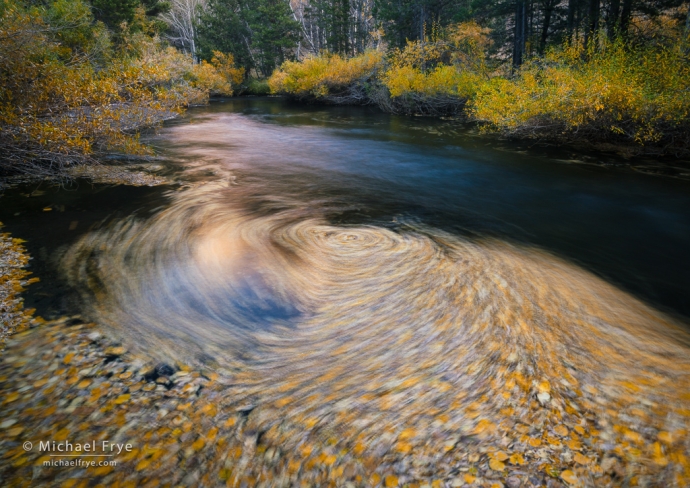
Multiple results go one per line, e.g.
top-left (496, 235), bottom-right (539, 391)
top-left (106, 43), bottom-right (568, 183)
top-left (619, 0), bottom-right (632, 34)
top-left (513, 0), bottom-right (527, 68)
top-left (584, 0), bottom-right (599, 48)
top-left (607, 0), bottom-right (620, 38)
top-left (539, 0), bottom-right (556, 53)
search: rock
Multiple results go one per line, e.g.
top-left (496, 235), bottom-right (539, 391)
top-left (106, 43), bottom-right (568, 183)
top-left (155, 363), bottom-right (175, 377)
top-left (537, 391), bottom-right (551, 405)
top-left (600, 457), bottom-right (616, 473)
top-left (0, 419), bottom-right (17, 429)
top-left (87, 332), bottom-right (102, 342)
top-left (506, 476), bottom-right (522, 488)
top-left (104, 346), bottom-right (127, 357)
top-left (78, 368), bottom-right (93, 377)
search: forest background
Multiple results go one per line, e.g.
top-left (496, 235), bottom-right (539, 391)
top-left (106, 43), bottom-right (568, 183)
top-left (1, 0), bottom-right (689, 174)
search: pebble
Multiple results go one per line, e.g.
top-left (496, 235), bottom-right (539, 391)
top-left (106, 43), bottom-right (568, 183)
top-left (87, 332), bottom-right (102, 342)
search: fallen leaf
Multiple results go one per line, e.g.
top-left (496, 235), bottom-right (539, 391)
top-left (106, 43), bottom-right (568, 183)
top-left (560, 470), bottom-right (578, 485)
top-left (509, 453), bottom-right (525, 465)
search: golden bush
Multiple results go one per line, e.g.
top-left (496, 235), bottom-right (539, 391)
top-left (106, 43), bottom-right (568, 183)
top-left (470, 37), bottom-right (690, 149)
top-left (0, 0), bottom-right (244, 173)
top-left (268, 51), bottom-right (384, 100)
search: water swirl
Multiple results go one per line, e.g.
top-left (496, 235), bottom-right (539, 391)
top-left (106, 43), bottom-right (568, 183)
top-left (63, 175), bottom-right (690, 414)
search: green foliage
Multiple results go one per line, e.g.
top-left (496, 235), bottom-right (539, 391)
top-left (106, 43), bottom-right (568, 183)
top-left (244, 78), bottom-right (271, 95)
top-left (91, 0), bottom-right (169, 32)
top-left (197, 0), bottom-right (299, 77)
top-left (91, 0), bottom-right (139, 30)
top-left (372, 0), bottom-right (487, 47)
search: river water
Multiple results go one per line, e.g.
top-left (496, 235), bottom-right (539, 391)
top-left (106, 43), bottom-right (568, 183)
top-left (3, 98), bottom-right (690, 484)
top-left (3, 98), bottom-right (689, 325)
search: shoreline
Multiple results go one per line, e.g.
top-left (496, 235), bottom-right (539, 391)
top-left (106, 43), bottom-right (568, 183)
top-left (273, 94), bottom-right (690, 170)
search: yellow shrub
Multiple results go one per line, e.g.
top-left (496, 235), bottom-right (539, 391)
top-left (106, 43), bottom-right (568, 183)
top-left (0, 0), bottom-right (244, 170)
top-left (268, 51), bottom-right (384, 98)
top-left (383, 65), bottom-right (483, 99)
top-left (209, 51), bottom-right (245, 88)
top-left (471, 38), bottom-right (690, 145)
top-left (381, 22), bottom-right (490, 106)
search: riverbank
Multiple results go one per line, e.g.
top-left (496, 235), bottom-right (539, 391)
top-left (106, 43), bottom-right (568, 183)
top-left (0, 0), bottom-right (245, 179)
top-left (2, 257), bottom-right (690, 487)
top-left (268, 33), bottom-right (690, 159)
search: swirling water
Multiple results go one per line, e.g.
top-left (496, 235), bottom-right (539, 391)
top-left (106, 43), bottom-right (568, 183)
top-left (4, 98), bottom-right (690, 483)
top-left (53, 98), bottom-right (689, 367)
top-left (59, 96), bottom-right (690, 394)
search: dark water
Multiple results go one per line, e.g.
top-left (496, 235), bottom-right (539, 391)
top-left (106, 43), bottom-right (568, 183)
top-left (1, 97), bottom-right (690, 325)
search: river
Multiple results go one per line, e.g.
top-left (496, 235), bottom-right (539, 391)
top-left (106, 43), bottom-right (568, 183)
top-left (2, 98), bottom-right (690, 486)
top-left (2, 98), bottom-right (689, 324)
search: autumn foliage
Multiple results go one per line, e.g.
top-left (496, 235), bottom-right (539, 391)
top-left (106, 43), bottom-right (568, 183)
top-left (471, 38), bottom-right (690, 154)
top-left (267, 50), bottom-right (384, 104)
top-left (269, 19), bottom-right (690, 154)
top-left (0, 0), bottom-right (243, 174)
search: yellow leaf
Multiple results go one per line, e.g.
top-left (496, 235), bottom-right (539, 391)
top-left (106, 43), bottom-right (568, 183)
top-left (509, 453), bottom-right (525, 465)
top-left (528, 437), bottom-right (542, 447)
top-left (658, 431), bottom-right (673, 444)
top-left (114, 394), bottom-right (130, 404)
top-left (573, 453), bottom-right (590, 465)
top-left (566, 439), bottom-right (582, 450)
top-left (384, 475), bottom-right (399, 487)
top-left (493, 451), bottom-right (509, 461)
top-left (560, 470), bottom-right (578, 485)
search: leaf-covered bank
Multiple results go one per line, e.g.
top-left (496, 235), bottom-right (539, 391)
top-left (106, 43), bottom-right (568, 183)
top-left (0, 223), bottom-right (41, 349)
top-left (269, 21), bottom-right (690, 157)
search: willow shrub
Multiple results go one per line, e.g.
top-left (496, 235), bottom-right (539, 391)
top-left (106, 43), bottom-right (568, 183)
top-left (379, 22), bottom-right (491, 115)
top-left (268, 22), bottom-right (492, 116)
top-left (471, 38), bottom-right (690, 153)
top-left (268, 51), bottom-right (384, 103)
top-left (0, 0), bottom-right (243, 173)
